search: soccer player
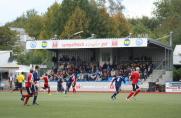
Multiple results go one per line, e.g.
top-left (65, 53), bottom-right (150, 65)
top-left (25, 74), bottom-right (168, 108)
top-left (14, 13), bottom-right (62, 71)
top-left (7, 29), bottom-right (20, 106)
top-left (41, 73), bottom-right (51, 94)
top-left (57, 74), bottom-right (64, 92)
top-left (110, 71), bottom-right (125, 100)
top-left (126, 67), bottom-right (141, 100)
top-left (32, 65), bottom-right (40, 105)
top-left (16, 72), bottom-right (25, 95)
top-left (72, 73), bottom-right (77, 93)
top-left (8, 73), bottom-right (14, 89)
top-left (65, 71), bottom-right (73, 94)
top-left (21, 69), bottom-right (34, 106)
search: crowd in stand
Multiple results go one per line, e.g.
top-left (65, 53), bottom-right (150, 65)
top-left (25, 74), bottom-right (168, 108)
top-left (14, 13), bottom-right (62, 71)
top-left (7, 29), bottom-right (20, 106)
top-left (50, 55), bottom-right (154, 82)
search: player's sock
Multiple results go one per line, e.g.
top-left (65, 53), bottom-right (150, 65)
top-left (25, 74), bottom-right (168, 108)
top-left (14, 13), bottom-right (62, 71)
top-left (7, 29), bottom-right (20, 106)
top-left (33, 96), bottom-right (37, 104)
top-left (127, 91), bottom-right (134, 99)
top-left (73, 88), bottom-right (76, 93)
top-left (24, 97), bottom-right (30, 105)
top-left (48, 87), bottom-right (50, 94)
top-left (20, 89), bottom-right (23, 95)
top-left (111, 94), bottom-right (114, 99)
top-left (111, 93), bottom-right (117, 99)
top-left (134, 89), bottom-right (141, 97)
top-left (65, 89), bottom-right (68, 94)
top-left (21, 95), bottom-right (25, 101)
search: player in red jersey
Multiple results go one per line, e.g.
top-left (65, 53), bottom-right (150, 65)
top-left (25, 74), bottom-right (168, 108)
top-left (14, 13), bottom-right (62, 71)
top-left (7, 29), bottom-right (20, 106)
top-left (126, 67), bottom-right (141, 100)
top-left (71, 73), bottom-right (77, 93)
top-left (21, 69), bottom-right (34, 106)
top-left (41, 73), bottom-right (51, 94)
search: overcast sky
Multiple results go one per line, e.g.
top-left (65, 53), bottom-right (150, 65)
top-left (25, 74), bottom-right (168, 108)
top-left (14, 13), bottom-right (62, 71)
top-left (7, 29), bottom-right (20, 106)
top-left (122, 0), bottom-right (156, 18)
top-left (0, 0), bottom-right (156, 26)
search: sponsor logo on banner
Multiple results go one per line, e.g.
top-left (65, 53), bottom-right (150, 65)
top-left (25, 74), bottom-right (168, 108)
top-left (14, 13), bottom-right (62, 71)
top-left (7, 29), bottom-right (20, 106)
top-left (30, 41), bottom-right (37, 48)
top-left (41, 41), bottom-right (48, 48)
top-left (52, 41), bottom-right (58, 48)
top-left (136, 38), bottom-right (143, 46)
top-left (124, 38), bottom-right (130, 46)
top-left (112, 40), bottom-right (118, 46)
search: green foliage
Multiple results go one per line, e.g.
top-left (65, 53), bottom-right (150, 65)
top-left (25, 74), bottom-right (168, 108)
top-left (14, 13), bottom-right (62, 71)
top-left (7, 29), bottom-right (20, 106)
top-left (153, 0), bottom-right (181, 46)
top-left (6, 0), bottom-right (130, 39)
top-left (0, 26), bottom-right (17, 50)
top-left (107, 0), bottom-right (124, 15)
top-left (128, 0), bottom-right (181, 46)
top-left (6, 15), bottom-right (27, 28)
top-left (110, 13), bottom-right (130, 37)
top-left (44, 2), bottom-right (61, 38)
top-left (129, 16), bottom-right (160, 38)
top-left (61, 7), bottom-right (89, 38)
top-left (16, 50), bottom-right (52, 67)
top-left (55, 0), bottom-right (79, 36)
top-left (25, 15), bottom-right (44, 38)
top-left (173, 67), bottom-right (181, 81)
top-left (91, 8), bottom-right (112, 38)
top-left (5, 0), bottom-right (131, 65)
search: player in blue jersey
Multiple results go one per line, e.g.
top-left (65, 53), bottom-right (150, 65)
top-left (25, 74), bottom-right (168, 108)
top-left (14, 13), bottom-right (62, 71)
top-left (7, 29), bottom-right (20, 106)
top-left (110, 71), bottom-right (126, 100)
top-left (65, 71), bottom-right (74, 94)
top-left (32, 65), bottom-right (40, 105)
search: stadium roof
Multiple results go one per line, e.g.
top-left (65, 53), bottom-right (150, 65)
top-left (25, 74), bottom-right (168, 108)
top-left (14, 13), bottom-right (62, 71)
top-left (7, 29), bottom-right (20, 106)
top-left (148, 38), bottom-right (172, 50)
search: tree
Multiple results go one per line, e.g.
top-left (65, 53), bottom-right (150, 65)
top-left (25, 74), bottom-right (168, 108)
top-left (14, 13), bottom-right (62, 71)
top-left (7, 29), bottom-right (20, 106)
top-left (0, 26), bottom-right (18, 50)
top-left (5, 15), bottom-right (27, 28)
top-left (96, 0), bottom-right (106, 8)
top-left (25, 15), bottom-right (44, 39)
top-left (61, 7), bottom-right (89, 38)
top-left (108, 0), bottom-right (124, 15)
top-left (16, 50), bottom-right (52, 66)
top-left (110, 13), bottom-right (130, 37)
top-left (44, 2), bottom-right (61, 38)
top-left (128, 16), bottom-right (159, 38)
top-left (6, 9), bottom-right (45, 39)
top-left (173, 67), bottom-right (181, 81)
top-left (55, 0), bottom-right (79, 36)
top-left (153, 0), bottom-right (181, 46)
top-left (89, 7), bottom-right (112, 38)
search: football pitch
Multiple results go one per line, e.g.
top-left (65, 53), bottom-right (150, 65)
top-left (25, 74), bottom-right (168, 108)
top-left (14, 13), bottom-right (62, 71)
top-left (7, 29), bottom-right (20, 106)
top-left (0, 92), bottom-right (181, 118)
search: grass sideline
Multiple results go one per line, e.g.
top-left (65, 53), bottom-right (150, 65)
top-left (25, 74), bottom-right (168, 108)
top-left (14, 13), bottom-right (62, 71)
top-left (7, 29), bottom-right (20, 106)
top-left (0, 92), bottom-right (181, 118)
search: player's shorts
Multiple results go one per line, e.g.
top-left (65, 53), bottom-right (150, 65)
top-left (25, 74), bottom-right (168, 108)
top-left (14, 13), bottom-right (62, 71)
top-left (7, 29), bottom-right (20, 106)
top-left (115, 85), bottom-right (121, 93)
top-left (66, 83), bottom-right (72, 91)
top-left (132, 84), bottom-right (139, 91)
top-left (31, 85), bottom-right (38, 93)
top-left (26, 87), bottom-right (33, 96)
top-left (17, 83), bottom-right (23, 89)
top-left (44, 84), bottom-right (49, 88)
top-left (72, 83), bottom-right (76, 88)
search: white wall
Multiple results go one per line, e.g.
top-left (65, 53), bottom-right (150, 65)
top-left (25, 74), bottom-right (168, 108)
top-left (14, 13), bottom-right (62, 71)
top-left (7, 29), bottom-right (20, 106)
top-left (0, 51), bottom-right (11, 66)
top-left (173, 45), bottom-right (181, 65)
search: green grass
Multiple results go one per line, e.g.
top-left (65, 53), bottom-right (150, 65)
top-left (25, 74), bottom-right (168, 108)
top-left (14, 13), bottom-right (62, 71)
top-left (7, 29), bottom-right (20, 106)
top-left (0, 92), bottom-right (181, 118)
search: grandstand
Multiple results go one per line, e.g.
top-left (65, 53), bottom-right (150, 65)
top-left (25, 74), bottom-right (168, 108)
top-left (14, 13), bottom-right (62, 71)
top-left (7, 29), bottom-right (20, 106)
top-left (26, 38), bottom-right (172, 92)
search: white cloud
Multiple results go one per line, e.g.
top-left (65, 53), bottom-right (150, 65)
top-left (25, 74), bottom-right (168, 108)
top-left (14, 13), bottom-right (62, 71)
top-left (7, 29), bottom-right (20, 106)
top-left (122, 0), bottom-right (156, 18)
top-left (0, 0), bottom-right (155, 26)
top-left (0, 0), bottom-right (62, 26)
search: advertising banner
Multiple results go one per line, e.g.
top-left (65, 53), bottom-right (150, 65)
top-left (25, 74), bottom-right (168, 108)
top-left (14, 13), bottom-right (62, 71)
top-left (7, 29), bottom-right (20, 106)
top-left (165, 82), bottom-right (181, 92)
top-left (39, 81), bottom-right (148, 92)
top-left (26, 38), bottom-right (148, 49)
